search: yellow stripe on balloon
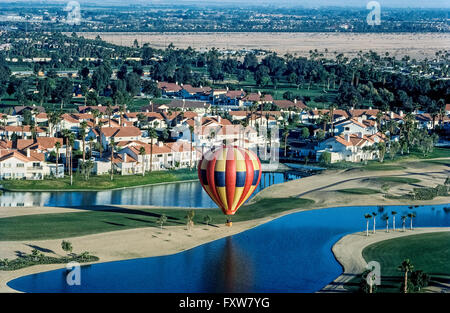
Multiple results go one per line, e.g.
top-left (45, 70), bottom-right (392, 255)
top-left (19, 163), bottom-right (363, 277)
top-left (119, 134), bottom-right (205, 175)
top-left (230, 149), bottom-right (247, 210)
top-left (240, 185), bottom-right (257, 205)
top-left (231, 186), bottom-right (244, 211)
top-left (217, 186), bottom-right (228, 211)
top-left (215, 148), bottom-right (228, 210)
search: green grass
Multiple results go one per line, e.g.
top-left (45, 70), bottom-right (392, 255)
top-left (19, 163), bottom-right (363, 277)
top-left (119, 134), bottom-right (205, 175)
top-left (1, 169), bottom-right (198, 191)
top-left (336, 188), bottom-right (380, 195)
top-left (0, 253), bottom-right (99, 271)
top-left (408, 147), bottom-right (450, 160)
top-left (345, 232), bottom-right (450, 293)
top-left (362, 163), bottom-right (407, 171)
top-left (0, 197), bottom-right (314, 241)
top-left (421, 159), bottom-right (450, 166)
top-left (373, 177), bottom-right (421, 185)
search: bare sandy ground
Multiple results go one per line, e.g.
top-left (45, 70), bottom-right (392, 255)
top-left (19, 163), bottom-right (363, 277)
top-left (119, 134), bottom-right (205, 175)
top-left (76, 32), bottom-right (450, 60)
top-left (1, 159), bottom-right (449, 292)
top-left (255, 159), bottom-right (450, 208)
top-left (321, 227), bottom-right (450, 293)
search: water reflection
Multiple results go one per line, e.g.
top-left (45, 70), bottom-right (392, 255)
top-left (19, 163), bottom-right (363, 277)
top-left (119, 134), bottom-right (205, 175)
top-left (8, 204), bottom-right (450, 293)
top-left (0, 172), bottom-right (306, 208)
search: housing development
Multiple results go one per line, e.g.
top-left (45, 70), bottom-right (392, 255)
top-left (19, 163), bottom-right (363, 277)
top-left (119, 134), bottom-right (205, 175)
top-left (0, 0), bottom-right (449, 302)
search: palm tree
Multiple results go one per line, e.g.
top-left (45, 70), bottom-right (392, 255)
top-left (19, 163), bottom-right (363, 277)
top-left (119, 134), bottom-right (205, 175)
top-left (61, 129), bottom-right (72, 174)
top-left (408, 212), bottom-right (416, 230)
top-left (283, 126), bottom-right (290, 157)
top-left (401, 215), bottom-right (407, 232)
top-left (189, 125), bottom-right (194, 169)
top-left (381, 214), bottom-right (389, 233)
top-left (185, 209), bottom-right (195, 230)
top-left (88, 137), bottom-right (94, 159)
top-left (328, 103), bottom-right (336, 135)
top-left (391, 211), bottom-right (397, 231)
top-left (364, 214), bottom-right (372, 236)
top-left (54, 141), bottom-right (61, 178)
top-left (157, 214), bottom-right (167, 230)
top-left (48, 111), bottom-right (62, 136)
top-left (80, 121), bottom-right (88, 162)
top-left (148, 128), bottom-right (158, 172)
top-left (139, 146), bottom-right (146, 176)
top-left (109, 138), bottom-right (116, 181)
top-left (119, 104), bottom-right (125, 127)
top-left (372, 212), bottom-right (377, 233)
top-left (96, 121), bottom-right (105, 158)
top-left (203, 215), bottom-right (212, 227)
top-left (67, 132), bottom-right (75, 185)
top-left (106, 104), bottom-right (113, 127)
top-left (398, 259), bottom-right (414, 293)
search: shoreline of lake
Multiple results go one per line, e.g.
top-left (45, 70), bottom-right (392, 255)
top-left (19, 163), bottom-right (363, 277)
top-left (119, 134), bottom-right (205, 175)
top-left (321, 227), bottom-right (450, 293)
top-left (2, 200), bottom-right (450, 293)
top-left (2, 160), bottom-right (449, 293)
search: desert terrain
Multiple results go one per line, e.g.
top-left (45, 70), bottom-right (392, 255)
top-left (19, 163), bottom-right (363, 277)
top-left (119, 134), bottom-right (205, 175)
top-left (75, 32), bottom-right (450, 60)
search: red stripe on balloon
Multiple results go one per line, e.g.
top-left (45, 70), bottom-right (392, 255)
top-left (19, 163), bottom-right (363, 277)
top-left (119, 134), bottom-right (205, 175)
top-left (207, 149), bottom-right (225, 214)
top-left (197, 158), bottom-right (203, 185)
top-left (235, 148), bottom-right (254, 211)
top-left (251, 150), bottom-right (262, 187)
top-left (225, 147), bottom-right (236, 213)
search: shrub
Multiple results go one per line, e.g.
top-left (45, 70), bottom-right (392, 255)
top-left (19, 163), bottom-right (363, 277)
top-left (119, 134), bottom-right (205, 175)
top-left (319, 151), bottom-right (331, 165)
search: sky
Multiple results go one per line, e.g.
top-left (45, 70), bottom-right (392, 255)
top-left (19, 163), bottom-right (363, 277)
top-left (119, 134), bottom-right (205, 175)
top-left (2, 0), bottom-right (450, 8)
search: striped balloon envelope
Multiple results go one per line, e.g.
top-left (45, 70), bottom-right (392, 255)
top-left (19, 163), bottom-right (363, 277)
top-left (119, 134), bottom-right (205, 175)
top-left (198, 145), bottom-right (262, 217)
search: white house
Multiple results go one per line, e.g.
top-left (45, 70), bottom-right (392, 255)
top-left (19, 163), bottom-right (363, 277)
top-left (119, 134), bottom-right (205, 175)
top-left (316, 133), bottom-right (381, 163)
top-left (0, 149), bottom-right (49, 180)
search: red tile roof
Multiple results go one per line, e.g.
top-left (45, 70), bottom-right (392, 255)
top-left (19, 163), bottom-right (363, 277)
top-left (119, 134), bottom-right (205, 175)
top-left (157, 82), bottom-right (182, 92)
top-left (96, 127), bottom-right (142, 138)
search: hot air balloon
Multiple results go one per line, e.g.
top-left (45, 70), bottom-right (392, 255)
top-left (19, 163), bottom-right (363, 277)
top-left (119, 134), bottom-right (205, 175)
top-left (198, 145), bottom-right (262, 226)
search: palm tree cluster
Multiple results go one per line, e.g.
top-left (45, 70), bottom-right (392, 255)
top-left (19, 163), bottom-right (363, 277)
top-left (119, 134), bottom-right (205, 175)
top-left (363, 209), bottom-right (414, 235)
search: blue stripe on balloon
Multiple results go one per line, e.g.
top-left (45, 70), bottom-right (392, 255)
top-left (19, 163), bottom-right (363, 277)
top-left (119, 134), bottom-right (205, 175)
top-left (252, 170), bottom-right (260, 185)
top-left (236, 171), bottom-right (246, 187)
top-left (201, 169), bottom-right (208, 185)
top-left (214, 171), bottom-right (226, 187)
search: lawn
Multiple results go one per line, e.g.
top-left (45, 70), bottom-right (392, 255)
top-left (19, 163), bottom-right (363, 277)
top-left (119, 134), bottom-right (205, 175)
top-left (0, 169), bottom-right (198, 191)
top-left (0, 197), bottom-right (314, 241)
top-left (373, 177), bottom-right (421, 185)
top-left (345, 232), bottom-right (450, 293)
top-left (362, 163), bottom-right (407, 171)
top-left (336, 188), bottom-right (380, 195)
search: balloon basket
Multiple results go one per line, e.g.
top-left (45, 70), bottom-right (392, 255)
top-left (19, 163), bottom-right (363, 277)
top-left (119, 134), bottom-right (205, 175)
top-left (226, 221), bottom-right (232, 227)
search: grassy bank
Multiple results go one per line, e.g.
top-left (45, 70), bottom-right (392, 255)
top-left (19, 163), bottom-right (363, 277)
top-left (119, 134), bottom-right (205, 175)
top-left (0, 169), bottom-right (198, 191)
top-left (336, 188), bottom-right (380, 195)
top-left (345, 232), bottom-right (450, 293)
top-left (372, 177), bottom-right (421, 185)
top-left (0, 197), bottom-right (314, 241)
top-left (322, 147), bottom-right (449, 171)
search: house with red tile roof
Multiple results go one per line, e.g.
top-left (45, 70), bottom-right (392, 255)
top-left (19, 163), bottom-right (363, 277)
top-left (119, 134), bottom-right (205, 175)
top-left (0, 149), bottom-right (51, 180)
top-left (157, 82), bottom-right (183, 96)
top-left (77, 105), bottom-right (120, 115)
top-left (16, 137), bottom-right (65, 159)
top-left (316, 132), bottom-right (382, 163)
top-left (180, 84), bottom-right (212, 99)
top-left (334, 118), bottom-right (377, 136)
top-left (241, 93), bottom-right (274, 106)
top-left (119, 141), bottom-right (177, 171)
top-left (0, 125), bottom-right (46, 140)
top-left (88, 126), bottom-right (142, 150)
top-left (273, 99), bottom-right (307, 111)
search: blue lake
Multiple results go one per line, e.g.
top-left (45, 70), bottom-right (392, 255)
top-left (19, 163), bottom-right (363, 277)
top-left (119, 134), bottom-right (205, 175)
top-left (0, 172), bottom-right (304, 208)
top-left (8, 203), bottom-right (450, 293)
